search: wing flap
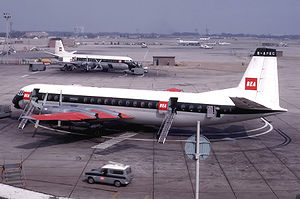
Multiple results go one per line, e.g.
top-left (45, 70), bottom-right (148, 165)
top-left (25, 110), bottom-right (132, 122)
top-left (28, 112), bottom-right (94, 121)
top-left (90, 110), bottom-right (118, 119)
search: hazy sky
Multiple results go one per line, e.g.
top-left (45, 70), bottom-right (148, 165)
top-left (1, 0), bottom-right (300, 35)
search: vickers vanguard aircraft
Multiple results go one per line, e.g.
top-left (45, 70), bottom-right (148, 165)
top-left (49, 40), bottom-right (146, 75)
top-left (13, 48), bottom-right (286, 143)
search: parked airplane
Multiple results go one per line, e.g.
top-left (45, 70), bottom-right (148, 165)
top-left (218, 41), bottom-right (231, 45)
top-left (178, 39), bottom-right (201, 46)
top-left (178, 39), bottom-right (212, 49)
top-left (199, 37), bottom-right (210, 41)
top-left (200, 44), bottom-right (213, 49)
top-left (49, 40), bottom-right (146, 75)
top-left (13, 48), bottom-right (286, 143)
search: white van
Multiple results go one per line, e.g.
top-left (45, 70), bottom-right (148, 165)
top-left (85, 162), bottom-right (133, 187)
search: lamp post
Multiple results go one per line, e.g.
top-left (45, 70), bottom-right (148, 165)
top-left (3, 13), bottom-right (11, 44)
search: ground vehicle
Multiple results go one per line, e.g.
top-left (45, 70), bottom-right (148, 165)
top-left (85, 162), bottom-right (133, 187)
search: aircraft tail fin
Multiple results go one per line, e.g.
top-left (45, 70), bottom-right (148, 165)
top-left (54, 40), bottom-right (66, 55)
top-left (236, 48), bottom-right (286, 111)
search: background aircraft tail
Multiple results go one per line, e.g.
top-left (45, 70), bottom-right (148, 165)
top-left (236, 48), bottom-right (285, 111)
top-left (54, 40), bottom-right (66, 55)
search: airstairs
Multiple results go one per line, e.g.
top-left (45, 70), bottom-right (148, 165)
top-left (1, 159), bottom-right (27, 188)
top-left (157, 110), bottom-right (176, 144)
top-left (18, 97), bottom-right (37, 129)
top-left (157, 97), bottom-right (178, 144)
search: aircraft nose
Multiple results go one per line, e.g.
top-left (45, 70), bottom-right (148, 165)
top-left (12, 94), bottom-right (23, 109)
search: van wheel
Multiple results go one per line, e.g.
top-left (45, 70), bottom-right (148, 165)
top-left (87, 177), bottom-right (95, 184)
top-left (114, 180), bottom-right (121, 187)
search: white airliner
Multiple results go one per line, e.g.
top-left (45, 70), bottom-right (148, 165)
top-left (50, 40), bottom-right (145, 74)
top-left (53, 40), bottom-right (132, 63)
top-left (178, 39), bottom-right (201, 46)
top-left (13, 48), bottom-right (286, 143)
top-left (199, 37), bottom-right (210, 41)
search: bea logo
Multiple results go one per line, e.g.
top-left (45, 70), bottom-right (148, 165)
top-left (59, 47), bottom-right (62, 51)
top-left (158, 101), bottom-right (168, 111)
top-left (245, 78), bottom-right (257, 90)
top-left (23, 92), bottom-right (31, 100)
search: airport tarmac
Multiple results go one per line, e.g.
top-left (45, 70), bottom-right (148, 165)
top-left (0, 38), bottom-right (299, 199)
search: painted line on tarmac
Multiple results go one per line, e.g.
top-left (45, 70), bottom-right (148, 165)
top-left (21, 74), bottom-right (29, 78)
top-left (101, 118), bottom-right (273, 143)
top-left (110, 192), bottom-right (120, 199)
top-left (91, 132), bottom-right (137, 149)
top-left (0, 183), bottom-right (70, 199)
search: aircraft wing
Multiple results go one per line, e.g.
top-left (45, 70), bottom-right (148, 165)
top-left (23, 108), bottom-right (132, 121)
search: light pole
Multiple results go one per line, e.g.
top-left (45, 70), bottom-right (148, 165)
top-left (3, 12), bottom-right (12, 52)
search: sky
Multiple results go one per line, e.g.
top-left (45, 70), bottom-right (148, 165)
top-left (1, 0), bottom-right (300, 35)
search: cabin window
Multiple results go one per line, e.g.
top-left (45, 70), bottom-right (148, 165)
top-left (181, 104), bottom-right (186, 111)
top-left (189, 105), bottom-right (194, 111)
top-left (133, 101), bottom-right (138, 107)
top-left (90, 98), bottom-right (95, 104)
top-left (54, 95), bottom-right (59, 101)
top-left (155, 102), bottom-right (159, 109)
top-left (83, 97), bottom-right (89, 103)
top-left (47, 94), bottom-right (52, 101)
top-left (126, 100), bottom-right (131, 106)
top-left (141, 101), bottom-right (146, 108)
top-left (104, 99), bottom-right (110, 105)
top-left (111, 99), bottom-right (116, 105)
top-left (148, 102), bottom-right (153, 108)
top-left (118, 100), bottom-right (123, 106)
top-left (97, 98), bottom-right (103, 104)
top-left (197, 105), bottom-right (202, 112)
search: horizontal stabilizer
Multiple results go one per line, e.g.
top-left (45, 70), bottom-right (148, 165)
top-left (230, 97), bottom-right (271, 110)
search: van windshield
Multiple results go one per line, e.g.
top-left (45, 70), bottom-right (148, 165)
top-left (125, 167), bottom-right (131, 174)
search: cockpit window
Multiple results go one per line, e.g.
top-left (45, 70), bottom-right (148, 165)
top-left (17, 90), bottom-right (24, 96)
